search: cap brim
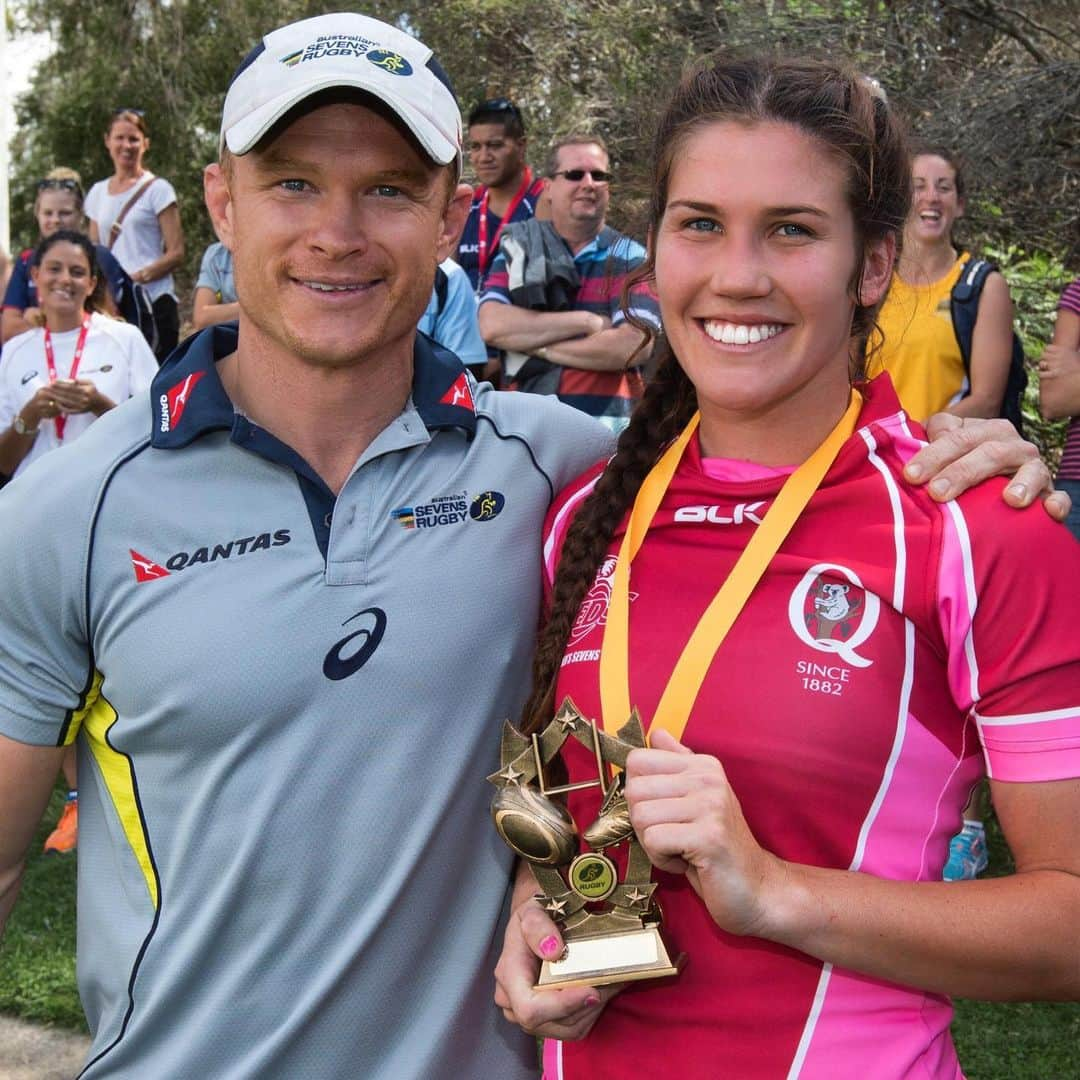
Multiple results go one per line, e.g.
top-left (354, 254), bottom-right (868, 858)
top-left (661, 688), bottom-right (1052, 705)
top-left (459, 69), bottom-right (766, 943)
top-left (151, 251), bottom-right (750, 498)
top-left (223, 75), bottom-right (458, 166)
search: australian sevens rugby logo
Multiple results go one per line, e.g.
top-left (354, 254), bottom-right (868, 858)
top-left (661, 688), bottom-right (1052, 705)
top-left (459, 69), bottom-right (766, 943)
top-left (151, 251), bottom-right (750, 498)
top-left (787, 563), bottom-right (880, 669)
top-left (366, 49), bottom-right (412, 75)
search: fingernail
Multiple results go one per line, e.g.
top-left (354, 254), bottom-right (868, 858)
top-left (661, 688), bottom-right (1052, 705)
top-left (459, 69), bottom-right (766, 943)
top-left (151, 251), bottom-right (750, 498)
top-left (540, 935), bottom-right (561, 958)
top-left (1007, 483), bottom-right (1026, 500)
top-left (585, 993), bottom-right (601, 1007)
top-left (905, 463), bottom-right (923, 481)
top-left (929, 478), bottom-right (951, 498)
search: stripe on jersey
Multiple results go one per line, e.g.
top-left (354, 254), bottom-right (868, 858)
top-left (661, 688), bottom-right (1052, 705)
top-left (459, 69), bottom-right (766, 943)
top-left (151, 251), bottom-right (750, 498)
top-left (543, 474), bottom-right (601, 583)
top-left (975, 706), bottom-right (1080, 782)
top-left (83, 677), bottom-right (160, 908)
top-left (940, 498), bottom-right (982, 707)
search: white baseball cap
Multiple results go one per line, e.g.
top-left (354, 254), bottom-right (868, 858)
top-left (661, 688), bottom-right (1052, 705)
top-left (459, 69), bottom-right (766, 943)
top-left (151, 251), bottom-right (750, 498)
top-left (220, 12), bottom-right (462, 168)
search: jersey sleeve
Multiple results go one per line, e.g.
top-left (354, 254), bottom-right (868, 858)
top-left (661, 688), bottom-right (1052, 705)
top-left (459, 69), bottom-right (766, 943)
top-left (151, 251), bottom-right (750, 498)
top-left (0, 455), bottom-right (97, 747)
top-left (936, 491), bottom-right (1080, 782)
top-left (431, 262), bottom-right (486, 368)
top-left (2, 255), bottom-right (32, 312)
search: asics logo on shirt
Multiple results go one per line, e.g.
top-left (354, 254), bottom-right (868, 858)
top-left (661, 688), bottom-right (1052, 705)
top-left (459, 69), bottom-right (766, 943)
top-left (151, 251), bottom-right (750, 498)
top-left (674, 502), bottom-right (766, 526)
top-left (323, 607), bottom-right (387, 681)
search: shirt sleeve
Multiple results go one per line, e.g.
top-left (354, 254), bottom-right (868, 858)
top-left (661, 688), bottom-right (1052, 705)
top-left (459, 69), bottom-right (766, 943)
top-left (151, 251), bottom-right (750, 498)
top-left (430, 263), bottom-right (486, 368)
top-left (196, 244), bottom-right (222, 293)
top-left (477, 250), bottom-right (512, 307)
top-left (83, 181), bottom-right (106, 230)
top-left (1059, 279), bottom-right (1080, 317)
top-left (937, 490), bottom-right (1080, 782)
top-left (123, 324), bottom-right (160, 396)
top-left (0, 454), bottom-right (97, 747)
top-left (148, 177), bottom-right (179, 215)
top-left (2, 256), bottom-right (32, 312)
top-left (0, 343), bottom-right (18, 429)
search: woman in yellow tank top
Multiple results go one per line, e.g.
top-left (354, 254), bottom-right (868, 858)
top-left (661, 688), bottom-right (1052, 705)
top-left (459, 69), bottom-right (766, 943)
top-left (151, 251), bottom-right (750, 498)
top-left (872, 146), bottom-right (1015, 422)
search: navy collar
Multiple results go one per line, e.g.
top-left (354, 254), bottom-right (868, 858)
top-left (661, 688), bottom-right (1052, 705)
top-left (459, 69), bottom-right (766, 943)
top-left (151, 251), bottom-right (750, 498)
top-left (149, 324), bottom-right (477, 451)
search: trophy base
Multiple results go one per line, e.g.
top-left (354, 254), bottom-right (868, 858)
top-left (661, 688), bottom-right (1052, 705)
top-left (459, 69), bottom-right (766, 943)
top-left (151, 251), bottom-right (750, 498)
top-left (536, 926), bottom-right (685, 990)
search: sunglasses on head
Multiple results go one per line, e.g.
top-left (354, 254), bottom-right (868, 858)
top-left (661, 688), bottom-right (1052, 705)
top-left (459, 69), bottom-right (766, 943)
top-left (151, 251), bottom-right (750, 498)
top-left (551, 169), bottom-right (612, 183)
top-left (112, 106), bottom-right (146, 118)
top-left (476, 97), bottom-right (521, 118)
top-left (37, 178), bottom-right (83, 195)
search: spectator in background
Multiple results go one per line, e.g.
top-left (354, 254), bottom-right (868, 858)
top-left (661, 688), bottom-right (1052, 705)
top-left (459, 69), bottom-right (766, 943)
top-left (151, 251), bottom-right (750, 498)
top-left (458, 98), bottom-right (546, 292)
top-left (418, 257), bottom-right (487, 375)
top-left (0, 229), bottom-right (157, 855)
top-left (871, 145), bottom-right (1016, 423)
top-left (2, 169), bottom-right (130, 344)
top-left (478, 134), bottom-right (658, 433)
top-left (86, 109), bottom-right (185, 361)
top-left (1039, 278), bottom-right (1080, 541)
top-left (193, 240), bottom-right (238, 329)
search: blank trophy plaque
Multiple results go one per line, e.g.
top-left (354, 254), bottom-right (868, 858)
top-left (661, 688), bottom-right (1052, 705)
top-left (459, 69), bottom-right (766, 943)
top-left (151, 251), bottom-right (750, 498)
top-left (489, 697), bottom-right (684, 990)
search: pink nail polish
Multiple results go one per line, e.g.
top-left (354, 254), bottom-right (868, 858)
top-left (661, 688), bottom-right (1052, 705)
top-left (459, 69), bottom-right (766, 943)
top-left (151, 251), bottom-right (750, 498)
top-left (540, 934), bottom-right (560, 958)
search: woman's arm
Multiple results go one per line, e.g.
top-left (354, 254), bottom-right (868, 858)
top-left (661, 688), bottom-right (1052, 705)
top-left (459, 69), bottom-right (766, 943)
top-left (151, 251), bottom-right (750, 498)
top-left (192, 287), bottom-right (241, 330)
top-left (1038, 310), bottom-right (1080, 421)
top-left (131, 205), bottom-right (185, 285)
top-left (0, 386), bottom-right (59, 476)
top-left (949, 270), bottom-right (1013, 419)
top-left (626, 731), bottom-right (1080, 1000)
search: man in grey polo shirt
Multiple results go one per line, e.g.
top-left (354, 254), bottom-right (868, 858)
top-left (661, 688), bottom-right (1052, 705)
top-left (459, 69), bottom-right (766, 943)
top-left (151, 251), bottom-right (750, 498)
top-left (0, 13), bottom-right (610, 1079)
top-left (0, 11), bottom-right (1065, 1080)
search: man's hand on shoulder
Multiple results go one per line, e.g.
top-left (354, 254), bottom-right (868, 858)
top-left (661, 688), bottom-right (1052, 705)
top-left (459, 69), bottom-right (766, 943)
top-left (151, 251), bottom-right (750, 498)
top-left (904, 413), bottom-right (1070, 522)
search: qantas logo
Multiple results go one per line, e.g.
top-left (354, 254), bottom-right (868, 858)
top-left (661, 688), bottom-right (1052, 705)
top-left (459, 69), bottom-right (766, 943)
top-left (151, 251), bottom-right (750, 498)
top-left (159, 371), bottom-right (206, 433)
top-left (130, 530), bottom-right (292, 582)
top-left (438, 372), bottom-right (474, 411)
top-left (130, 549), bottom-right (170, 582)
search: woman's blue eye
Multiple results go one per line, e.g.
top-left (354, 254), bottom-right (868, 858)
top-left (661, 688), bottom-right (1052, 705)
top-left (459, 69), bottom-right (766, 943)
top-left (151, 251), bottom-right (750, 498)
top-left (776, 223), bottom-right (809, 238)
top-left (686, 218), bottom-right (718, 232)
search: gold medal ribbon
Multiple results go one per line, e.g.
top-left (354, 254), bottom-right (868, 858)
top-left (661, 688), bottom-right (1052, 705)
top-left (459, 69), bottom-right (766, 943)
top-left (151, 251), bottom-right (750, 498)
top-left (599, 390), bottom-right (863, 743)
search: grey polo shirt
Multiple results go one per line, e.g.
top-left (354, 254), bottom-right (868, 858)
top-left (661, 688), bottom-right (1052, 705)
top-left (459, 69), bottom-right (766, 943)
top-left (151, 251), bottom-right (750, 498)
top-left (0, 325), bottom-right (613, 1079)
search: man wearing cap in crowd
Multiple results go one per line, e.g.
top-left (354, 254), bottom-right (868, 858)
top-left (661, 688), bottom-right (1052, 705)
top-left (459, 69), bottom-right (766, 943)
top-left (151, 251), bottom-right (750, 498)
top-left (0, 13), bottom-right (610, 1078)
top-left (0, 10), bottom-right (1065, 1080)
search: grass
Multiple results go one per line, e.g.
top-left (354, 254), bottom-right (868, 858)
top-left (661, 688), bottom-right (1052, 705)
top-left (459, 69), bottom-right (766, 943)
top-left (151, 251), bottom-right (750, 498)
top-left (0, 783), bottom-right (86, 1032)
top-left (2, 787), bottom-right (1077, 1076)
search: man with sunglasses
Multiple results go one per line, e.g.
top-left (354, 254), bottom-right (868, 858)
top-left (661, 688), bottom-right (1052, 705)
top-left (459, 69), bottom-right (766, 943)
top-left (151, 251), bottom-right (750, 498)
top-left (458, 98), bottom-right (545, 294)
top-left (478, 135), bottom-right (659, 432)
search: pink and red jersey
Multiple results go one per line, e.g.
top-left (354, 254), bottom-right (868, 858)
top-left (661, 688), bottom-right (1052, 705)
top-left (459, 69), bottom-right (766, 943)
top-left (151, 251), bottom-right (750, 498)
top-left (541, 375), bottom-right (1080, 1080)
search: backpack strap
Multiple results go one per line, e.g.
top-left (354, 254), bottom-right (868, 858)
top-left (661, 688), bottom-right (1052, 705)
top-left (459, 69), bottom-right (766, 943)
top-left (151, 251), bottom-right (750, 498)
top-left (107, 176), bottom-right (159, 250)
top-left (949, 256), bottom-right (996, 371)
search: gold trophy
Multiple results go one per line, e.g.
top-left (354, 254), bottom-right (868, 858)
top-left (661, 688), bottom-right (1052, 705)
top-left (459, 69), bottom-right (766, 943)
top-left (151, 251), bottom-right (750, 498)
top-left (489, 697), bottom-right (684, 989)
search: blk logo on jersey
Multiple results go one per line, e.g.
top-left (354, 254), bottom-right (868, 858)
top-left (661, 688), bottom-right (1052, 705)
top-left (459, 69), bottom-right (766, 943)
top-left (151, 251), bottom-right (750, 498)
top-left (439, 372), bottom-right (475, 411)
top-left (158, 370), bottom-right (206, 433)
top-left (129, 530), bottom-right (292, 581)
top-left (130, 549), bottom-right (170, 582)
top-left (788, 563), bottom-right (880, 669)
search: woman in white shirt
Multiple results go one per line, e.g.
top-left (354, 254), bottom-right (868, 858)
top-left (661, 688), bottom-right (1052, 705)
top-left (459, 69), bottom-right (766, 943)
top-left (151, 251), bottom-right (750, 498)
top-left (85, 109), bottom-right (185, 361)
top-left (0, 230), bottom-right (158, 480)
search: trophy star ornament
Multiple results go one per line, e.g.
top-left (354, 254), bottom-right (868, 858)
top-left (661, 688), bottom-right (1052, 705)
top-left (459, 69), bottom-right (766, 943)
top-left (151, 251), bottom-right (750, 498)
top-left (489, 698), bottom-right (685, 990)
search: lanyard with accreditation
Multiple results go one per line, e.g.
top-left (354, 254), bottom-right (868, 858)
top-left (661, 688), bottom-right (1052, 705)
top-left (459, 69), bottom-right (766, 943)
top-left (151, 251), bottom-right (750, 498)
top-left (598, 389), bottom-right (863, 743)
top-left (475, 167), bottom-right (535, 283)
top-left (43, 314), bottom-right (92, 442)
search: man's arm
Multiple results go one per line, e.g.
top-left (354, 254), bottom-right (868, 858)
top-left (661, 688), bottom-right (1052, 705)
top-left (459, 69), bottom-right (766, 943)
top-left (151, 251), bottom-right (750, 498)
top-left (0, 734), bottom-right (66, 935)
top-left (537, 322), bottom-right (651, 373)
top-left (478, 299), bottom-right (605, 354)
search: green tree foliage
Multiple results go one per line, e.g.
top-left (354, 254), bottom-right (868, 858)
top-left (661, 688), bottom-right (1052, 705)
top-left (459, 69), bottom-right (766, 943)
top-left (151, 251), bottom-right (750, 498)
top-left (8, 1), bottom-right (1077, 452)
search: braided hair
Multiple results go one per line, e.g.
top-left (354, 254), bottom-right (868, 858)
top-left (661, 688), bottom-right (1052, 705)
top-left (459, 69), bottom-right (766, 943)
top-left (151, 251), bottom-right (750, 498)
top-left (521, 56), bottom-right (911, 735)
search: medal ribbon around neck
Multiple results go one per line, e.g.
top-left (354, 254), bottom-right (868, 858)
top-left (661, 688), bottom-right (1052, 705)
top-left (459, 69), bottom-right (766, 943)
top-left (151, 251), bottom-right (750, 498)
top-left (599, 389), bottom-right (863, 744)
top-left (43, 314), bottom-right (92, 442)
